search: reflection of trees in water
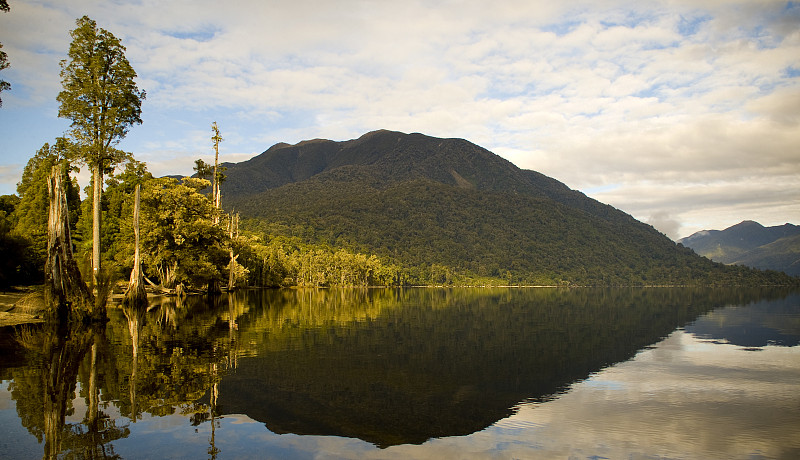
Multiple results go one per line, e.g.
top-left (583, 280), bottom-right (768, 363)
top-left (13, 320), bottom-right (127, 459)
top-left (122, 302), bottom-right (147, 422)
top-left (98, 293), bottom-right (245, 456)
top-left (100, 296), bottom-right (235, 420)
top-left (10, 291), bottom-right (245, 458)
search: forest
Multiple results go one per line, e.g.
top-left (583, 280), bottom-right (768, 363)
top-left (0, 152), bottom-right (404, 292)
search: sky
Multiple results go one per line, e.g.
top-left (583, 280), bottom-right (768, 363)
top-left (0, 0), bottom-right (798, 240)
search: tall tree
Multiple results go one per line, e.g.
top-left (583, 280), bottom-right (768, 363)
top-left (0, 0), bottom-right (10, 107)
top-left (57, 15), bottom-right (145, 289)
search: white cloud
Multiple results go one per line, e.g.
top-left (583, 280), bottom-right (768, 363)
top-left (0, 165), bottom-right (22, 194)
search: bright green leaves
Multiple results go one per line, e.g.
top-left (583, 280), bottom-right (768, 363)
top-left (57, 15), bottom-right (145, 165)
top-left (138, 177), bottom-right (227, 289)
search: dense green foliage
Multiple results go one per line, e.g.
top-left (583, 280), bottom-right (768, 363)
top-left (0, 141), bottom-right (81, 288)
top-left (238, 235), bottom-right (404, 288)
top-left (138, 177), bottom-right (228, 289)
top-left (91, 165), bottom-right (401, 290)
top-left (57, 16), bottom-right (145, 162)
top-left (3, 130), bottom-right (798, 289)
top-left (225, 131), bottom-right (798, 287)
top-left (0, 156), bottom-right (401, 290)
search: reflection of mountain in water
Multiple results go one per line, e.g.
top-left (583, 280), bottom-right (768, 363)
top-left (2, 287), bottom-right (794, 454)
top-left (216, 287), bottom-right (783, 448)
top-left (685, 293), bottom-right (800, 348)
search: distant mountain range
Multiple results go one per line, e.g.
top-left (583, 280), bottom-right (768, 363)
top-left (679, 221), bottom-right (800, 277)
top-left (216, 130), bottom-right (794, 285)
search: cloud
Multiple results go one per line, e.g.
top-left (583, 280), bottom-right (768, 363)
top-left (0, 165), bottom-right (22, 194)
top-left (647, 211), bottom-right (682, 239)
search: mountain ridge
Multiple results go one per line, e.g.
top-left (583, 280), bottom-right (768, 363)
top-left (223, 130), bottom-right (626, 222)
top-left (679, 221), bottom-right (800, 277)
top-left (217, 130), bottom-right (794, 285)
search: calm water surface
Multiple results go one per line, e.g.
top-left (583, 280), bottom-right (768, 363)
top-left (1, 287), bottom-right (798, 459)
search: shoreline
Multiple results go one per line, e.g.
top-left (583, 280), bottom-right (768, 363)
top-left (0, 287), bottom-right (46, 327)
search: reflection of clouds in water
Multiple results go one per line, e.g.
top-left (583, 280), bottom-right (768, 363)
top-left (477, 331), bottom-right (800, 459)
top-left (684, 295), bottom-right (800, 348)
top-left (0, 382), bottom-right (12, 410)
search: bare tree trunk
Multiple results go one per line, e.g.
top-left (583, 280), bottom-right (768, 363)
top-left (45, 165), bottom-right (94, 316)
top-left (175, 282), bottom-right (186, 299)
top-left (227, 212), bottom-right (239, 291)
top-left (92, 165), bottom-right (102, 291)
top-left (211, 121), bottom-right (222, 225)
top-left (124, 184), bottom-right (148, 308)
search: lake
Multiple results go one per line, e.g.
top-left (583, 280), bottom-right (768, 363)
top-left (1, 287), bottom-right (799, 459)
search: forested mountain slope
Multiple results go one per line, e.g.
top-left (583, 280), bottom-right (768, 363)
top-left (221, 130), bottom-right (794, 285)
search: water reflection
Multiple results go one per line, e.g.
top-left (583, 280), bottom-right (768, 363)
top-left (214, 287), bottom-right (790, 447)
top-left (0, 287), bottom-right (796, 458)
top-left (685, 292), bottom-right (800, 347)
top-left (481, 329), bottom-right (800, 459)
top-left (11, 320), bottom-right (127, 458)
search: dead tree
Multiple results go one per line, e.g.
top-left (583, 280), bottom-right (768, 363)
top-left (124, 183), bottom-right (148, 308)
top-left (227, 212), bottom-right (240, 291)
top-left (44, 164), bottom-right (94, 317)
top-left (211, 122), bottom-right (223, 224)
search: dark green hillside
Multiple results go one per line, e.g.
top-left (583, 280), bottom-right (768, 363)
top-left (223, 131), bottom-right (796, 286)
top-left (732, 235), bottom-right (800, 277)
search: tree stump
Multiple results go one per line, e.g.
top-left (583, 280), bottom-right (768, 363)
top-left (44, 164), bottom-right (94, 318)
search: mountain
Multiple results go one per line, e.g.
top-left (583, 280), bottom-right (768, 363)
top-left (219, 130), bottom-right (795, 285)
top-left (679, 221), bottom-right (800, 277)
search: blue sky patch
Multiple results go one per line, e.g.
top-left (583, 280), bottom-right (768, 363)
top-left (678, 14), bottom-right (711, 37)
top-left (540, 19), bottom-right (583, 36)
top-left (784, 66), bottom-right (800, 78)
top-left (165, 26), bottom-right (219, 42)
